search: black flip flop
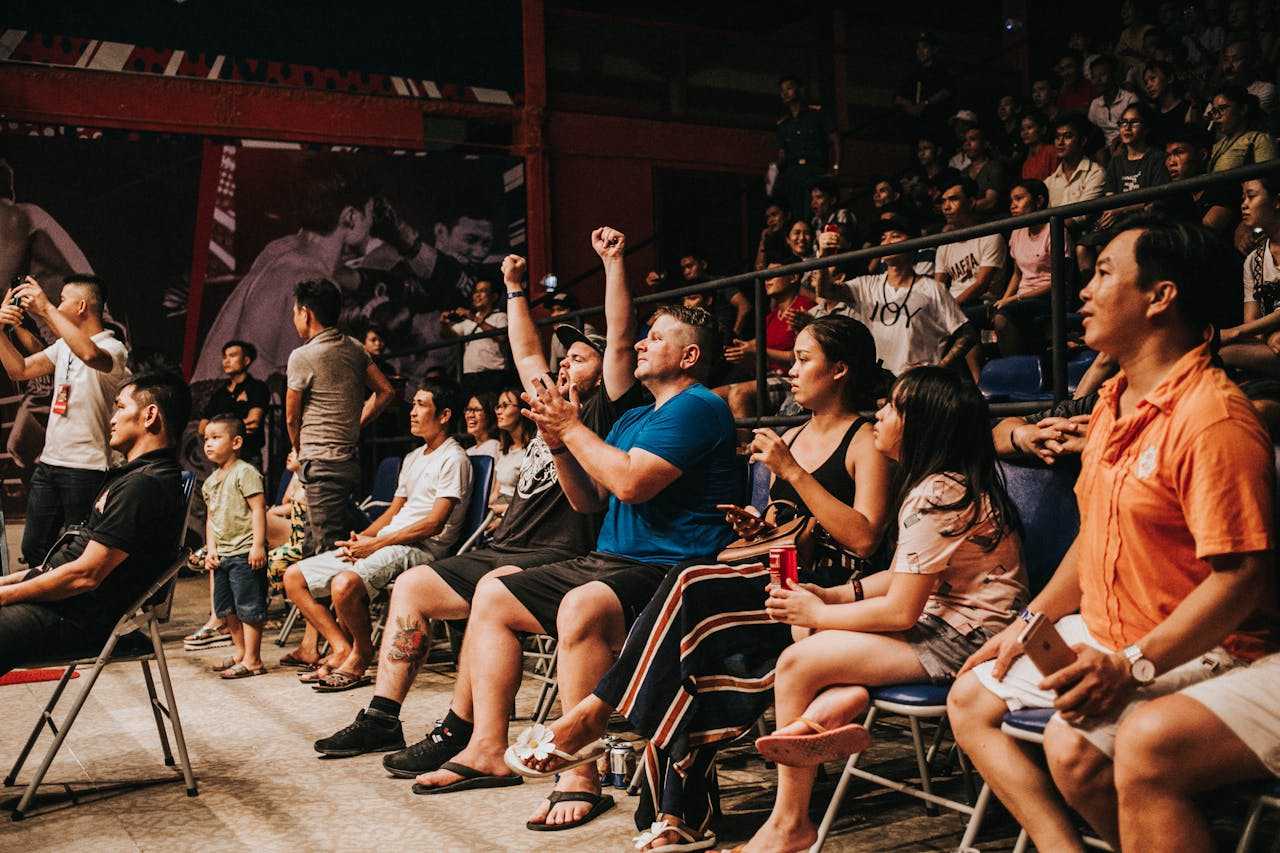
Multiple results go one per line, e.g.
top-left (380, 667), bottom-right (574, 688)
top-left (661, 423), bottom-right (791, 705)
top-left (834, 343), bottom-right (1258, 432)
top-left (411, 761), bottom-right (524, 795)
top-left (526, 790), bottom-right (616, 831)
top-left (312, 671), bottom-right (373, 693)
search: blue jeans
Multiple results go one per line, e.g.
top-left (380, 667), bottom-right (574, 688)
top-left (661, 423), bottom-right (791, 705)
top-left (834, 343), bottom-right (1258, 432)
top-left (212, 554), bottom-right (268, 624)
top-left (21, 463), bottom-right (105, 567)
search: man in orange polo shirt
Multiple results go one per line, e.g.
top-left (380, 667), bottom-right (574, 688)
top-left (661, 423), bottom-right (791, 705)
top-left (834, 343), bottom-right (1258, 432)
top-left (948, 216), bottom-right (1277, 851)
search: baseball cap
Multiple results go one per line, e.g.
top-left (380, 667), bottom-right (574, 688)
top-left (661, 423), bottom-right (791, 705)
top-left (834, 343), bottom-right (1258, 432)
top-left (554, 323), bottom-right (606, 355)
top-left (547, 292), bottom-right (579, 311)
top-left (876, 214), bottom-right (919, 240)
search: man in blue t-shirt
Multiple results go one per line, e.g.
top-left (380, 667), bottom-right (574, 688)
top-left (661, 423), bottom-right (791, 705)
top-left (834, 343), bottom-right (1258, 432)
top-left (409, 304), bottom-right (737, 829)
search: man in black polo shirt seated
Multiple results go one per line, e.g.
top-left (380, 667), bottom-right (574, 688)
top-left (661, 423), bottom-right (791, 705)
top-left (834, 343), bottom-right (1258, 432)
top-left (198, 339), bottom-right (269, 467)
top-left (0, 369), bottom-right (191, 675)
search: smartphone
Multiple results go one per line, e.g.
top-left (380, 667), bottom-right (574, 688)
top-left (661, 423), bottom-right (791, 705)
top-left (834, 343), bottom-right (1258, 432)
top-left (716, 503), bottom-right (762, 525)
top-left (823, 223), bottom-right (840, 234)
top-left (1017, 611), bottom-right (1078, 677)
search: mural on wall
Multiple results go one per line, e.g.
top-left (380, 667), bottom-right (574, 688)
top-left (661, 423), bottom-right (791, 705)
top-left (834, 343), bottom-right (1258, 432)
top-left (0, 125), bottom-right (524, 513)
top-left (186, 143), bottom-right (524, 389)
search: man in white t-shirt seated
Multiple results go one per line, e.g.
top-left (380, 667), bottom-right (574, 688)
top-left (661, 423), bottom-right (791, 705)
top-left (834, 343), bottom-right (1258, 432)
top-left (0, 274), bottom-right (129, 568)
top-left (283, 380), bottom-right (472, 691)
top-left (442, 279), bottom-right (509, 393)
top-left (819, 216), bottom-right (976, 376)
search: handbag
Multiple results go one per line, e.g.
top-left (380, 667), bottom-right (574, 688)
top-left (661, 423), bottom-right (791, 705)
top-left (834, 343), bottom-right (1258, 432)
top-left (716, 499), bottom-right (814, 564)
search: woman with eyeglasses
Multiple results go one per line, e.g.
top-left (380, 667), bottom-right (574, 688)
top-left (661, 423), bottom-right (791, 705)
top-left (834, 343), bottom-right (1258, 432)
top-left (1095, 102), bottom-right (1170, 232)
top-left (1207, 84), bottom-right (1278, 173)
top-left (461, 392), bottom-right (500, 458)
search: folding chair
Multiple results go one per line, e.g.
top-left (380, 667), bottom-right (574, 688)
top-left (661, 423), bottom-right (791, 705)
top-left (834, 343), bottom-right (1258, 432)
top-left (276, 455), bottom-right (403, 646)
top-left (521, 634), bottom-right (560, 725)
top-left (4, 471), bottom-right (197, 821)
top-left (1237, 781), bottom-right (1280, 853)
top-left (359, 455), bottom-right (403, 519)
top-left (369, 454), bottom-right (494, 650)
top-left (955, 708), bottom-right (1113, 853)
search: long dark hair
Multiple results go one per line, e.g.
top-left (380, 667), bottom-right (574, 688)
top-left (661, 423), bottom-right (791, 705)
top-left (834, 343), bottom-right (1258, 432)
top-left (797, 315), bottom-right (893, 411)
top-left (890, 367), bottom-right (1020, 548)
top-left (496, 387), bottom-right (535, 453)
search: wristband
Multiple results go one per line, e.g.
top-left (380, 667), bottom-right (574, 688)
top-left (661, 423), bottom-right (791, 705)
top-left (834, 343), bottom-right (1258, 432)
top-left (506, 289), bottom-right (527, 301)
top-left (549, 444), bottom-right (570, 456)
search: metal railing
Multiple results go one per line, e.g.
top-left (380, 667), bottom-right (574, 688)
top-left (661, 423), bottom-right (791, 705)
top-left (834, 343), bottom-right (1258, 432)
top-left (402, 159), bottom-right (1280, 427)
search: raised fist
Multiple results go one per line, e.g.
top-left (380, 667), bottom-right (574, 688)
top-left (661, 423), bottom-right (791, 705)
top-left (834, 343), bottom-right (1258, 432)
top-left (502, 254), bottom-right (527, 285)
top-left (592, 227), bottom-right (626, 260)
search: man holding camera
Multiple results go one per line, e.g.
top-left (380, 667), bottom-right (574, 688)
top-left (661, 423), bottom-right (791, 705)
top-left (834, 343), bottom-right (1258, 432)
top-left (441, 278), bottom-right (510, 393)
top-left (0, 275), bottom-right (130, 569)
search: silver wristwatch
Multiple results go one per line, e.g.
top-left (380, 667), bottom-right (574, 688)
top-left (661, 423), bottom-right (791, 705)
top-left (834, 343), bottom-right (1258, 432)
top-left (1122, 644), bottom-right (1156, 685)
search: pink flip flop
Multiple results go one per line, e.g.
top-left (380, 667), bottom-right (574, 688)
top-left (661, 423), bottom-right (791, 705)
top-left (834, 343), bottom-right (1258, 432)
top-left (755, 717), bottom-right (871, 766)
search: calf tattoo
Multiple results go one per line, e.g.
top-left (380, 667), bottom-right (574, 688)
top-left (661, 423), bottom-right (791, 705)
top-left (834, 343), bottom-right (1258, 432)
top-left (388, 616), bottom-right (430, 663)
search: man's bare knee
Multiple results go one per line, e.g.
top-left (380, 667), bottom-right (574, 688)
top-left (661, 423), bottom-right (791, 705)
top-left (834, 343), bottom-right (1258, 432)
top-left (330, 570), bottom-right (366, 605)
top-left (1113, 704), bottom-right (1177, 793)
top-left (283, 565), bottom-right (308, 597)
top-left (1044, 718), bottom-right (1112, 802)
top-left (556, 583), bottom-right (622, 648)
top-left (947, 671), bottom-right (1004, 738)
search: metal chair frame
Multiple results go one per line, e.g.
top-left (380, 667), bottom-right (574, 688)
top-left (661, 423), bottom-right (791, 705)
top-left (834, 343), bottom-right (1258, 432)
top-left (812, 691), bottom-right (977, 851)
top-left (3, 472), bottom-right (198, 821)
top-left (956, 713), bottom-right (1113, 853)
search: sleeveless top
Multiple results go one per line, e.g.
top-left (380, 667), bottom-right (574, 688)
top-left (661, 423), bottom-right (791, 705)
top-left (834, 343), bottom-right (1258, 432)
top-left (768, 417), bottom-right (871, 582)
top-left (769, 417), bottom-right (866, 516)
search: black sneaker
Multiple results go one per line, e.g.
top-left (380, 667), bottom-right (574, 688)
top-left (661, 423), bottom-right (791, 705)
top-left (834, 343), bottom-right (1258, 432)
top-left (382, 719), bottom-right (468, 778)
top-left (314, 710), bottom-right (405, 758)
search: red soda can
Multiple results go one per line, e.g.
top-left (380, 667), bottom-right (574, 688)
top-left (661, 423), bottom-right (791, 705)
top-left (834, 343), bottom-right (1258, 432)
top-left (769, 546), bottom-right (799, 588)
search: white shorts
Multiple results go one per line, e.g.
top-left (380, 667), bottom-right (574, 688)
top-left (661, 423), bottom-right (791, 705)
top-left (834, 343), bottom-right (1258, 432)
top-left (295, 543), bottom-right (438, 598)
top-left (972, 614), bottom-right (1239, 758)
top-left (1182, 652), bottom-right (1280, 776)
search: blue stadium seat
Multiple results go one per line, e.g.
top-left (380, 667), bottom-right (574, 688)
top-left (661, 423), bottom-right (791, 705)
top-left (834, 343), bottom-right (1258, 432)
top-left (748, 459), bottom-right (771, 513)
top-left (998, 461), bottom-right (1081, 596)
top-left (1066, 349), bottom-right (1098, 395)
top-left (1001, 707), bottom-right (1055, 740)
top-left (870, 683), bottom-right (951, 708)
top-left (980, 355), bottom-right (1051, 403)
top-left (458, 454), bottom-right (494, 548)
top-left (272, 468), bottom-right (293, 505)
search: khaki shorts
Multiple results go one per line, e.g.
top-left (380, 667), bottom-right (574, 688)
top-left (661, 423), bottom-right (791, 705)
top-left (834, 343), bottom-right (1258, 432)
top-left (1182, 652), bottom-right (1280, 776)
top-left (972, 614), bottom-right (1239, 758)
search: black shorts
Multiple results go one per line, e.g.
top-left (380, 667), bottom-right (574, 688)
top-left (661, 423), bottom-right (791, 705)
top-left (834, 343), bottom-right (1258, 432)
top-left (497, 551), bottom-right (669, 637)
top-left (431, 545), bottom-right (577, 602)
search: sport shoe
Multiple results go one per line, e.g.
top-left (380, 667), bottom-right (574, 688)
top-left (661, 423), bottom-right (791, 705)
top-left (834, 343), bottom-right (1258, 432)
top-left (382, 718), bottom-right (468, 778)
top-left (314, 710), bottom-right (405, 758)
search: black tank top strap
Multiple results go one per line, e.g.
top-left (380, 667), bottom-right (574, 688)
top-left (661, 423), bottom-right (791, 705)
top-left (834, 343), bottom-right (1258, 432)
top-left (769, 416), bottom-right (867, 511)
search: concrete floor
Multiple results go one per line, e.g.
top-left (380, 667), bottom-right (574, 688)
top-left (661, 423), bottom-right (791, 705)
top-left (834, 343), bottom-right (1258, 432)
top-left (0, 532), bottom-right (1034, 852)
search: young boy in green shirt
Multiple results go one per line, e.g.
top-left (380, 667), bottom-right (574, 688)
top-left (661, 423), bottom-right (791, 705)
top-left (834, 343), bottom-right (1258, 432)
top-left (202, 414), bottom-right (268, 678)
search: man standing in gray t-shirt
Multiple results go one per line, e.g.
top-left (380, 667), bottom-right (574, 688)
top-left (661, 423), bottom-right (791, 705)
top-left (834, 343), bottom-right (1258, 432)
top-left (286, 279), bottom-right (394, 555)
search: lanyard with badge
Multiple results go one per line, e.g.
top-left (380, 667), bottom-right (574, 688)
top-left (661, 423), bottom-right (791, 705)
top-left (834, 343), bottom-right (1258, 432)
top-left (51, 345), bottom-right (75, 416)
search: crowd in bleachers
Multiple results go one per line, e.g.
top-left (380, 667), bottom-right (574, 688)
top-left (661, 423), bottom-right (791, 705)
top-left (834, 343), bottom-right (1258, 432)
top-left (745, 7), bottom-right (1280, 436)
top-left (3, 7), bottom-right (1280, 851)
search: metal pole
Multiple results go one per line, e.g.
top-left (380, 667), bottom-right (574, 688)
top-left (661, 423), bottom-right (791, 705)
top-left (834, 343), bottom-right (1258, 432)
top-left (1050, 214), bottom-right (1067, 401)
top-left (754, 276), bottom-right (767, 419)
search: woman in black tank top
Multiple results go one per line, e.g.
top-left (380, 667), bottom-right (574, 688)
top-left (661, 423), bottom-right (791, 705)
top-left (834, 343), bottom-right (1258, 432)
top-left (511, 317), bottom-right (894, 849)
